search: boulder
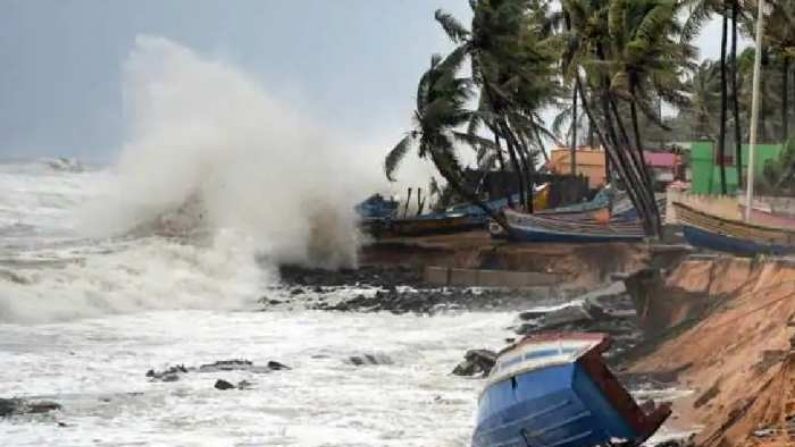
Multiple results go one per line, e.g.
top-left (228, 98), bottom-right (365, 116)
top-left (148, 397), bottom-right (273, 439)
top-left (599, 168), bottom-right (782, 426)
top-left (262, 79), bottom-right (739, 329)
top-left (267, 361), bottom-right (291, 371)
top-left (452, 349), bottom-right (497, 377)
top-left (214, 379), bottom-right (235, 390)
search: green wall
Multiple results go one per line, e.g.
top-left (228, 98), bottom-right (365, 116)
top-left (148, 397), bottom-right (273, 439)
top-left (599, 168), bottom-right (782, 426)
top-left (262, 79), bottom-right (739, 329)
top-left (690, 141), bottom-right (783, 194)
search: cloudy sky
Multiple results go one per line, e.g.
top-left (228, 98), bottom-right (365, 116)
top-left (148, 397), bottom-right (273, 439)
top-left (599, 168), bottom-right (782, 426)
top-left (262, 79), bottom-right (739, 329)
top-left (0, 0), bottom-right (730, 161)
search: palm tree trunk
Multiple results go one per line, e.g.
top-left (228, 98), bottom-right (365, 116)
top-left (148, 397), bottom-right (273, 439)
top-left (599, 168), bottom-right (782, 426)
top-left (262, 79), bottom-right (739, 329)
top-left (607, 93), bottom-right (659, 228)
top-left (783, 57), bottom-right (790, 141)
top-left (578, 76), bottom-right (653, 236)
top-left (493, 132), bottom-right (513, 208)
top-left (718, 10), bottom-right (729, 195)
top-left (629, 82), bottom-right (661, 236)
top-left (501, 125), bottom-right (528, 211)
top-left (532, 125), bottom-right (550, 163)
top-left (732, 0), bottom-right (743, 188)
top-left (570, 86), bottom-right (578, 176)
top-left (602, 90), bottom-right (655, 235)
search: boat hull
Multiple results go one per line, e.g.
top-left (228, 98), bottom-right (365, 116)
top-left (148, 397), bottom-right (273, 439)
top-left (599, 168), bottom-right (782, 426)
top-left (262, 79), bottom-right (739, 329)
top-left (474, 363), bottom-right (637, 447)
top-left (682, 225), bottom-right (795, 256)
top-left (380, 215), bottom-right (484, 237)
top-left (498, 209), bottom-right (645, 243)
top-left (674, 202), bottom-right (795, 255)
top-left (473, 334), bottom-right (669, 447)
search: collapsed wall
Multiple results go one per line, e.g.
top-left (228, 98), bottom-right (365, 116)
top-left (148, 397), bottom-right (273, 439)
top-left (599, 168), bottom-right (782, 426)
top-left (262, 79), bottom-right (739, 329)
top-left (626, 256), bottom-right (795, 446)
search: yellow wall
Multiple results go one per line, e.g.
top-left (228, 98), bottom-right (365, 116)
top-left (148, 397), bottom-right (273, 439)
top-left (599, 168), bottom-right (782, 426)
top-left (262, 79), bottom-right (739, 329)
top-left (549, 147), bottom-right (606, 189)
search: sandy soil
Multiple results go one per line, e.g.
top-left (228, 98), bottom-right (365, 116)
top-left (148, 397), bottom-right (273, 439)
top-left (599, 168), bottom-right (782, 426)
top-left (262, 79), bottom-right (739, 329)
top-left (627, 256), bottom-right (795, 446)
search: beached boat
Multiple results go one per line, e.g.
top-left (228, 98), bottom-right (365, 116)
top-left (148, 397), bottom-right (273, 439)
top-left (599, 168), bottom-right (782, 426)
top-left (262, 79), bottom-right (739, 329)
top-left (377, 213), bottom-right (483, 237)
top-left (674, 202), bottom-right (795, 256)
top-left (739, 204), bottom-right (795, 229)
top-left (492, 208), bottom-right (646, 243)
top-left (472, 333), bottom-right (670, 447)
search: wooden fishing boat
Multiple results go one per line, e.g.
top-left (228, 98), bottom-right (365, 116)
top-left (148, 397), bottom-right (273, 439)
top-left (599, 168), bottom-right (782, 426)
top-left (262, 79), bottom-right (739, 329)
top-left (472, 333), bottom-right (670, 447)
top-left (739, 204), bottom-right (795, 229)
top-left (492, 208), bottom-right (646, 243)
top-left (377, 213), bottom-right (483, 237)
top-left (674, 202), bottom-right (795, 256)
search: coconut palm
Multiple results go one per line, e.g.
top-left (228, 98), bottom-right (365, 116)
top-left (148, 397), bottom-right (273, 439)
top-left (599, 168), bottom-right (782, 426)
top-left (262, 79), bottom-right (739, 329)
top-left (384, 50), bottom-right (509, 228)
top-left (435, 0), bottom-right (561, 212)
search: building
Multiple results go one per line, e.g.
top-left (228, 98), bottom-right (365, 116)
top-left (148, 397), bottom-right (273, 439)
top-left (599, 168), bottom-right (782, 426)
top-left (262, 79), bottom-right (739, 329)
top-left (548, 146), bottom-right (607, 189)
top-left (549, 146), bottom-right (683, 190)
top-left (689, 141), bottom-right (783, 194)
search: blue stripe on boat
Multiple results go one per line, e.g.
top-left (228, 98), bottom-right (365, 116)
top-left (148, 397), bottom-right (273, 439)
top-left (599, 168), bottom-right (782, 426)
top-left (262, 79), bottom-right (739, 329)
top-left (683, 225), bottom-right (795, 256)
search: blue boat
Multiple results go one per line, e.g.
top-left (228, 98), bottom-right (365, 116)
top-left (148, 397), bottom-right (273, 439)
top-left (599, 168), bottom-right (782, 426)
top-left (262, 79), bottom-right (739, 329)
top-left (473, 333), bottom-right (670, 447)
top-left (674, 202), bottom-right (795, 256)
top-left (492, 209), bottom-right (646, 243)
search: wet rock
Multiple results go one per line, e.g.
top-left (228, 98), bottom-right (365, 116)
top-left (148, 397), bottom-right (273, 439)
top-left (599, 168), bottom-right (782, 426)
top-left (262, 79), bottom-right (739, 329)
top-left (214, 379), bottom-right (235, 390)
top-left (0, 398), bottom-right (17, 417)
top-left (146, 364), bottom-right (188, 381)
top-left (198, 360), bottom-right (254, 372)
top-left (148, 359), bottom-right (290, 381)
top-left (237, 380), bottom-right (253, 389)
top-left (0, 398), bottom-right (61, 417)
top-left (267, 361), bottom-right (291, 371)
top-left (348, 354), bottom-right (394, 366)
top-left (452, 349), bottom-right (497, 377)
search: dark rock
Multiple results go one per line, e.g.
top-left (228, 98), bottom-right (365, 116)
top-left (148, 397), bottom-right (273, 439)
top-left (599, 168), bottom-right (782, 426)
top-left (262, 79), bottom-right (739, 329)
top-left (452, 349), bottom-right (497, 377)
top-left (0, 398), bottom-right (61, 417)
top-left (348, 353), bottom-right (393, 366)
top-left (0, 398), bottom-right (18, 417)
top-left (214, 379), bottom-right (235, 390)
top-left (267, 361), bottom-right (291, 371)
top-left (198, 359), bottom-right (253, 372)
top-left (26, 401), bottom-right (61, 414)
top-left (146, 364), bottom-right (189, 381)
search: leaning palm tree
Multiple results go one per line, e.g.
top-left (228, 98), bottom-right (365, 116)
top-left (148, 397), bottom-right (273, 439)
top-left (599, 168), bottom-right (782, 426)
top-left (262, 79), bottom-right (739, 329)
top-left (435, 0), bottom-right (561, 212)
top-left (384, 50), bottom-right (508, 229)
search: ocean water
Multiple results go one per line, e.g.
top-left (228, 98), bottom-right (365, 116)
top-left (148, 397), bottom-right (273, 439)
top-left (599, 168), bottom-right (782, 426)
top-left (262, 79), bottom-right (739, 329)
top-left (0, 160), bottom-right (516, 446)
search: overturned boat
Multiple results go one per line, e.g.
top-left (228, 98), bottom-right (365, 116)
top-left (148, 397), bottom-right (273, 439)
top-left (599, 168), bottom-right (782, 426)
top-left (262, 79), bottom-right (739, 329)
top-left (472, 333), bottom-right (670, 447)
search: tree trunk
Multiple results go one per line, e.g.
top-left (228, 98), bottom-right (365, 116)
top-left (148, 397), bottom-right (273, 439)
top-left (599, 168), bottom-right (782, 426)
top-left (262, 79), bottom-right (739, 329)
top-left (578, 75), bottom-right (653, 236)
top-left (783, 58), bottom-right (789, 141)
top-left (629, 82), bottom-right (661, 236)
top-left (603, 90), bottom-right (655, 235)
top-left (718, 10), bottom-right (729, 195)
top-left (493, 132), bottom-right (513, 208)
top-left (732, 0), bottom-right (743, 188)
top-left (570, 87), bottom-right (578, 176)
top-left (502, 125), bottom-right (528, 211)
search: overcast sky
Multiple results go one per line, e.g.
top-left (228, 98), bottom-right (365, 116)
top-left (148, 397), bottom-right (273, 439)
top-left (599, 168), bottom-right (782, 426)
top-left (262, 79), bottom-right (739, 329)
top-left (0, 0), bottom-right (730, 161)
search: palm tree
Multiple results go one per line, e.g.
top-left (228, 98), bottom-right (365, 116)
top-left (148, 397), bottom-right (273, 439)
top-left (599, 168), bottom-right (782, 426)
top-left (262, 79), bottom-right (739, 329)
top-left (435, 0), bottom-right (561, 212)
top-left (683, 0), bottom-right (730, 193)
top-left (764, 1), bottom-right (795, 140)
top-left (384, 51), bottom-right (508, 229)
top-left (687, 60), bottom-right (722, 140)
